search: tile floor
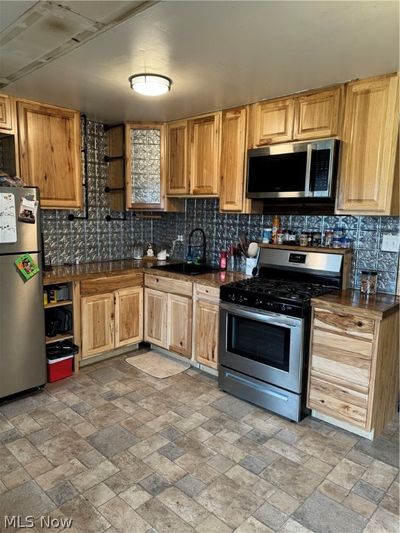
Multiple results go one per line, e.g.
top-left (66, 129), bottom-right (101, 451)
top-left (0, 351), bottom-right (398, 533)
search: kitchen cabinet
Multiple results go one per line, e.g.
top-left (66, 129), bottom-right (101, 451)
top-left (307, 294), bottom-right (399, 439)
top-left (144, 274), bottom-right (193, 357)
top-left (144, 288), bottom-right (168, 347)
top-left (80, 273), bottom-right (143, 360)
top-left (115, 287), bottom-right (143, 347)
top-left (125, 122), bottom-right (183, 212)
top-left (188, 112), bottom-right (221, 195)
top-left (167, 293), bottom-right (192, 357)
top-left (193, 284), bottom-right (219, 369)
top-left (252, 86), bottom-right (342, 146)
top-left (252, 97), bottom-right (295, 146)
top-left (125, 122), bottom-right (165, 210)
top-left (336, 74), bottom-right (399, 214)
top-left (293, 87), bottom-right (342, 140)
top-left (166, 119), bottom-right (188, 195)
top-left (0, 94), bottom-right (13, 131)
top-left (219, 106), bottom-right (253, 213)
top-left (81, 293), bottom-right (115, 359)
top-left (17, 99), bottom-right (82, 208)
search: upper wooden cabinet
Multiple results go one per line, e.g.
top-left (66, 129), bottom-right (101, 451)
top-left (219, 106), bottom-right (249, 212)
top-left (0, 94), bottom-right (13, 131)
top-left (252, 86), bottom-right (342, 146)
top-left (166, 119), bottom-right (188, 195)
top-left (17, 100), bottom-right (82, 209)
top-left (188, 112), bottom-right (221, 195)
top-left (294, 87), bottom-right (342, 140)
top-left (253, 97), bottom-right (294, 145)
top-left (125, 122), bottom-right (165, 210)
top-left (336, 74), bottom-right (399, 215)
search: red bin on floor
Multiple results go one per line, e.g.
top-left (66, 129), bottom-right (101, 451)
top-left (47, 355), bottom-right (74, 383)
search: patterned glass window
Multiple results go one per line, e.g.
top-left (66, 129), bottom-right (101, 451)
top-left (131, 128), bottom-right (161, 204)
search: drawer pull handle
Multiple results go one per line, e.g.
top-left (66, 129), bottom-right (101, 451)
top-left (357, 321), bottom-right (363, 327)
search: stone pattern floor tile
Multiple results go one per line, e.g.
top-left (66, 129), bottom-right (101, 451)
top-left (0, 351), bottom-right (397, 532)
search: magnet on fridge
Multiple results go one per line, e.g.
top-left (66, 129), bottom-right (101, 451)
top-left (18, 197), bottom-right (38, 223)
top-left (15, 253), bottom-right (40, 281)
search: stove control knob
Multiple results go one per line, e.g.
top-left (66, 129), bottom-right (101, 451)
top-left (230, 294), bottom-right (235, 302)
top-left (281, 304), bottom-right (286, 312)
top-left (238, 296), bottom-right (243, 303)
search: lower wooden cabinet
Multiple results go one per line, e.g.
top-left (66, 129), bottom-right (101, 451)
top-left (144, 275), bottom-right (193, 358)
top-left (81, 281), bottom-right (143, 360)
top-left (167, 293), bottom-right (192, 357)
top-left (81, 293), bottom-right (115, 359)
top-left (115, 287), bottom-right (143, 347)
top-left (193, 284), bottom-right (220, 369)
top-left (307, 299), bottom-right (399, 438)
top-left (144, 288), bottom-right (168, 347)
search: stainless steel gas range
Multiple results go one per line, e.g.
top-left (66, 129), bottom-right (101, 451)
top-left (218, 247), bottom-right (344, 422)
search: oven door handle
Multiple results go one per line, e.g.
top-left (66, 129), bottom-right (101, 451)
top-left (219, 302), bottom-right (302, 328)
top-left (225, 372), bottom-right (289, 401)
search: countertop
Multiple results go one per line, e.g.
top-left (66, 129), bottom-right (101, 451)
top-left (312, 289), bottom-right (400, 319)
top-left (43, 260), bottom-right (248, 288)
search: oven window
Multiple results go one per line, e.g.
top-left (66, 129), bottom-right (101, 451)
top-left (227, 314), bottom-right (290, 371)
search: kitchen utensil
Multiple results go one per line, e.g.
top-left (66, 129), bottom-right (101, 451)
top-left (247, 242), bottom-right (258, 258)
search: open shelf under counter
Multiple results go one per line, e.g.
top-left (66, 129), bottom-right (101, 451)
top-left (44, 300), bottom-right (73, 309)
top-left (45, 332), bottom-right (74, 345)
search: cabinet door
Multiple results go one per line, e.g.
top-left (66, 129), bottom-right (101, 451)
top-left (220, 106), bottom-right (248, 212)
top-left (336, 74), bottom-right (399, 214)
top-left (294, 87), bottom-right (342, 140)
top-left (253, 98), bottom-right (294, 146)
top-left (81, 294), bottom-right (114, 359)
top-left (125, 123), bottom-right (165, 209)
top-left (188, 113), bottom-right (221, 195)
top-left (144, 288), bottom-right (168, 348)
top-left (0, 94), bottom-right (13, 130)
top-left (167, 293), bottom-right (192, 357)
top-left (17, 100), bottom-right (82, 208)
top-left (115, 287), bottom-right (143, 347)
top-left (167, 120), bottom-right (188, 195)
top-left (194, 299), bottom-right (219, 369)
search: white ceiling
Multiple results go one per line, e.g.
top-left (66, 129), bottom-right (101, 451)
top-left (1, 0), bottom-right (399, 124)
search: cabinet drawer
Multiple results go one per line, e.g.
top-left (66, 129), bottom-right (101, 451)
top-left (312, 328), bottom-right (373, 360)
top-left (194, 283), bottom-right (219, 302)
top-left (313, 308), bottom-right (375, 341)
top-left (308, 374), bottom-right (367, 427)
top-left (145, 274), bottom-right (192, 297)
top-left (81, 272), bottom-right (143, 296)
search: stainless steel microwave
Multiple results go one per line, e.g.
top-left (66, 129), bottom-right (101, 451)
top-left (246, 138), bottom-right (339, 200)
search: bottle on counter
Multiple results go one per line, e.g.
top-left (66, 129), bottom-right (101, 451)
top-left (272, 215), bottom-right (281, 244)
top-left (219, 250), bottom-right (227, 270)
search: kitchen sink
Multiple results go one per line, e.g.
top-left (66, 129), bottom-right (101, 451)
top-left (152, 262), bottom-right (217, 276)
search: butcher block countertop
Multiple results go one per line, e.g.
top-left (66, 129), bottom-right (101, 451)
top-left (312, 289), bottom-right (399, 319)
top-left (43, 260), bottom-right (248, 288)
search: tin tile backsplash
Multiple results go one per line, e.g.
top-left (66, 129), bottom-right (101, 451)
top-left (41, 119), bottom-right (400, 294)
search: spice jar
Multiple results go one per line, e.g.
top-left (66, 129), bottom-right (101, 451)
top-left (300, 232), bottom-right (308, 247)
top-left (276, 230), bottom-right (284, 245)
top-left (360, 271), bottom-right (378, 295)
top-left (324, 229), bottom-right (334, 248)
top-left (312, 232), bottom-right (321, 247)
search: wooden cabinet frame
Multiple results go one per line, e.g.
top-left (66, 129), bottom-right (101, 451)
top-left (17, 98), bottom-right (82, 209)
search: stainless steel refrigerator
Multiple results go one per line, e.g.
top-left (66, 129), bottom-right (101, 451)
top-left (0, 186), bottom-right (46, 399)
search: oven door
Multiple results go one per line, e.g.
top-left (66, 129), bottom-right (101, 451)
top-left (219, 302), bottom-right (304, 393)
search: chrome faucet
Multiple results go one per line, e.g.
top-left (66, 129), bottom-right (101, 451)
top-left (187, 227), bottom-right (206, 265)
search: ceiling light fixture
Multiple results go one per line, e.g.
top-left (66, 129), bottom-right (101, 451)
top-left (128, 73), bottom-right (172, 96)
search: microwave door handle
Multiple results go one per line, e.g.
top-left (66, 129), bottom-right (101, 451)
top-left (304, 143), bottom-right (312, 197)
